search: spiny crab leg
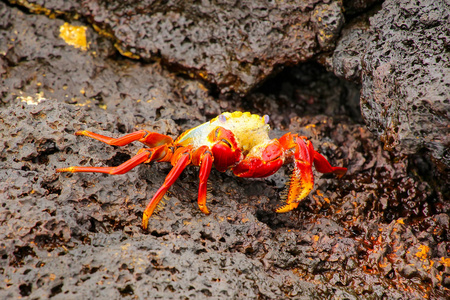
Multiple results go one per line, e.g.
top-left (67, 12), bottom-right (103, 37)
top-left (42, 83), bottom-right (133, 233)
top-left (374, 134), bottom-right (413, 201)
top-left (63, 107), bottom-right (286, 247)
top-left (194, 146), bottom-right (214, 215)
top-left (56, 145), bottom-right (170, 175)
top-left (142, 149), bottom-right (192, 230)
top-left (75, 130), bottom-right (173, 147)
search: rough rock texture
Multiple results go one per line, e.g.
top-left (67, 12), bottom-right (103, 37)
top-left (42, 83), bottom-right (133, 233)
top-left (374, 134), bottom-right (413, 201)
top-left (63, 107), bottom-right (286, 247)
top-left (1, 1), bottom-right (449, 299)
top-left (330, 0), bottom-right (450, 172)
top-left (8, 0), bottom-right (345, 94)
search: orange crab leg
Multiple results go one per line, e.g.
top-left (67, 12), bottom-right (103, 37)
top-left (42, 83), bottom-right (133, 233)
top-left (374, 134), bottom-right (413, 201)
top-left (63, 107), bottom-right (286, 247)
top-left (313, 152), bottom-right (347, 178)
top-left (56, 145), bottom-right (170, 175)
top-left (75, 130), bottom-right (173, 147)
top-left (194, 147), bottom-right (214, 215)
top-left (142, 149), bottom-right (192, 230)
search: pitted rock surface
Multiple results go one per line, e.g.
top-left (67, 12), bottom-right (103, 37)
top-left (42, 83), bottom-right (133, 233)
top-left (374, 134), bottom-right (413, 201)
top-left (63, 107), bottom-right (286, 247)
top-left (1, 1), bottom-right (448, 299)
top-left (330, 0), bottom-right (450, 171)
top-left (8, 0), bottom-right (345, 94)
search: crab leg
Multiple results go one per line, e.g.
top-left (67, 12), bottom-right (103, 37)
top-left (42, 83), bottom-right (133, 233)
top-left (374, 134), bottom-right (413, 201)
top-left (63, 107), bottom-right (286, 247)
top-left (75, 130), bottom-right (173, 147)
top-left (142, 149), bottom-right (192, 230)
top-left (56, 145), bottom-right (170, 175)
top-left (194, 146), bottom-right (214, 215)
top-left (313, 152), bottom-right (347, 178)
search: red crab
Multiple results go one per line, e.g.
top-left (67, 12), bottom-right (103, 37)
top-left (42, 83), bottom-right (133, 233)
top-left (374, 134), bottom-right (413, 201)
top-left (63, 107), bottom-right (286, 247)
top-left (57, 111), bottom-right (347, 229)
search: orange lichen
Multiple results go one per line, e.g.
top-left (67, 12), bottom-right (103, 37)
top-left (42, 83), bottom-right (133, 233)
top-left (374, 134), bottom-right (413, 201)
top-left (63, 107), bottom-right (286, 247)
top-left (59, 23), bottom-right (87, 50)
top-left (416, 245), bottom-right (430, 261)
top-left (59, 22), bottom-right (87, 51)
top-left (439, 257), bottom-right (450, 267)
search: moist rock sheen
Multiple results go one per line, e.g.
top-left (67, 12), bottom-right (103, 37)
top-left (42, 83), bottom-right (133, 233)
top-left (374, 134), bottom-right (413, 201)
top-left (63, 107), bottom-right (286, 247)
top-left (331, 0), bottom-right (450, 170)
top-left (8, 0), bottom-right (345, 94)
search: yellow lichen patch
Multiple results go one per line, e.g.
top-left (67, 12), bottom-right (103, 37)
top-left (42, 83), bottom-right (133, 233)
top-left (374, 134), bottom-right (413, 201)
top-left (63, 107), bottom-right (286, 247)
top-left (197, 71), bottom-right (209, 80)
top-left (197, 83), bottom-right (209, 92)
top-left (91, 23), bottom-right (115, 39)
top-left (378, 257), bottom-right (389, 268)
top-left (59, 23), bottom-right (87, 51)
top-left (114, 43), bottom-right (140, 59)
top-left (19, 91), bottom-right (45, 105)
top-left (416, 244), bottom-right (430, 261)
top-left (9, 0), bottom-right (66, 18)
top-left (440, 257), bottom-right (450, 267)
top-left (316, 190), bottom-right (330, 204)
top-left (75, 99), bottom-right (91, 107)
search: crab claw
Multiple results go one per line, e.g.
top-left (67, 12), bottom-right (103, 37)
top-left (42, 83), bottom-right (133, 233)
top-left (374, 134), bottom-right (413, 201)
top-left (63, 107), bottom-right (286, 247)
top-left (276, 136), bottom-right (315, 212)
top-left (233, 140), bottom-right (284, 178)
top-left (276, 133), bottom-right (347, 213)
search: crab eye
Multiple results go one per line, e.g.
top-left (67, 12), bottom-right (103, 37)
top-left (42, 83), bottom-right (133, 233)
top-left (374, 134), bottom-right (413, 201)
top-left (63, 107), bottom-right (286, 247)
top-left (213, 128), bottom-right (233, 149)
top-left (219, 114), bottom-right (227, 123)
top-left (263, 115), bottom-right (270, 124)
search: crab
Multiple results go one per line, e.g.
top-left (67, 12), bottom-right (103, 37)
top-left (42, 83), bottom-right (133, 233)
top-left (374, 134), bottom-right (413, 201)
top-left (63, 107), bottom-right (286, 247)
top-left (57, 111), bottom-right (347, 229)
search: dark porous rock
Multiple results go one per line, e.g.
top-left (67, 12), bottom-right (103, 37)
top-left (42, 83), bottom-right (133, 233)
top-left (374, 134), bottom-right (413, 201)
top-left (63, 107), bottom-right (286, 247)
top-left (8, 0), bottom-right (345, 95)
top-left (329, 20), bottom-right (371, 83)
top-left (330, 0), bottom-right (450, 172)
top-left (1, 1), bottom-right (449, 299)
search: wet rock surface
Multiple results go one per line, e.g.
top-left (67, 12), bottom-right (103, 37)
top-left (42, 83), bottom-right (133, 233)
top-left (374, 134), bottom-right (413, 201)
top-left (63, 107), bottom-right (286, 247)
top-left (329, 0), bottom-right (450, 172)
top-left (8, 0), bottom-right (345, 94)
top-left (1, 1), bottom-right (449, 299)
